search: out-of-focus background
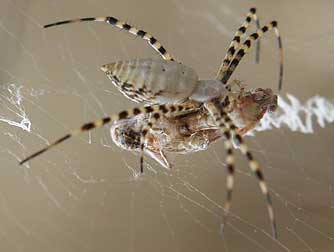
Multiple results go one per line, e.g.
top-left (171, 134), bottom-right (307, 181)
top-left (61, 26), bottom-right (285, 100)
top-left (0, 0), bottom-right (333, 251)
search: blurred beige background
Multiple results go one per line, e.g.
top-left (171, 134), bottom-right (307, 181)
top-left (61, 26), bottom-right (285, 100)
top-left (0, 0), bottom-right (333, 251)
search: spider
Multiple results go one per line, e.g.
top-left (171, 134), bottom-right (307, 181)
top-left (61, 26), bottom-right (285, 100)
top-left (20, 8), bottom-right (283, 238)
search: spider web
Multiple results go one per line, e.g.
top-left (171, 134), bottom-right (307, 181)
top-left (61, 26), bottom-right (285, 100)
top-left (1, 0), bottom-right (333, 251)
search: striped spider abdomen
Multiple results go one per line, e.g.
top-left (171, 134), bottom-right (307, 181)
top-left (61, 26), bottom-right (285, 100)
top-left (101, 59), bottom-right (199, 104)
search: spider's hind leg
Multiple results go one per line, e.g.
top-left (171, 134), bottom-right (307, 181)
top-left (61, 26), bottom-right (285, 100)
top-left (44, 16), bottom-right (174, 61)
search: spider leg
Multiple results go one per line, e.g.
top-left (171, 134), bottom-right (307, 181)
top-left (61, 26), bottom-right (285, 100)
top-left (140, 127), bottom-right (148, 174)
top-left (205, 102), bottom-right (235, 225)
top-left (139, 112), bottom-right (165, 173)
top-left (216, 7), bottom-right (261, 80)
top-left (140, 118), bottom-right (168, 173)
top-left (44, 16), bottom-right (174, 61)
top-left (221, 127), bottom-right (235, 214)
top-left (218, 124), bottom-right (235, 238)
top-left (221, 21), bottom-right (283, 91)
top-left (203, 102), bottom-right (235, 213)
top-left (220, 125), bottom-right (236, 217)
top-left (206, 101), bottom-right (277, 239)
top-left (19, 103), bottom-right (196, 165)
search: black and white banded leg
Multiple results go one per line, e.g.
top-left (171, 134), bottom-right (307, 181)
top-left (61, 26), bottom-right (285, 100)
top-left (216, 7), bottom-right (261, 80)
top-left (19, 103), bottom-right (196, 166)
top-left (206, 101), bottom-right (277, 239)
top-left (44, 16), bottom-right (174, 61)
top-left (221, 21), bottom-right (283, 91)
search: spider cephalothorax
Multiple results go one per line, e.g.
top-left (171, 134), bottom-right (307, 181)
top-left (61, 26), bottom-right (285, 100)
top-left (20, 8), bottom-right (283, 238)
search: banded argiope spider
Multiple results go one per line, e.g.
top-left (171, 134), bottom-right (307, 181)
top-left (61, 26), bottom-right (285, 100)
top-left (20, 8), bottom-right (283, 238)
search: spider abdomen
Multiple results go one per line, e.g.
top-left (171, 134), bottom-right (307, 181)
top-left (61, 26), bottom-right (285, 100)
top-left (101, 59), bottom-right (199, 104)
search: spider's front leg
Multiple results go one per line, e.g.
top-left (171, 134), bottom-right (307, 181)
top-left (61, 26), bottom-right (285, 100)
top-left (221, 21), bottom-right (283, 91)
top-left (216, 7), bottom-right (261, 80)
top-left (205, 100), bottom-right (277, 238)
